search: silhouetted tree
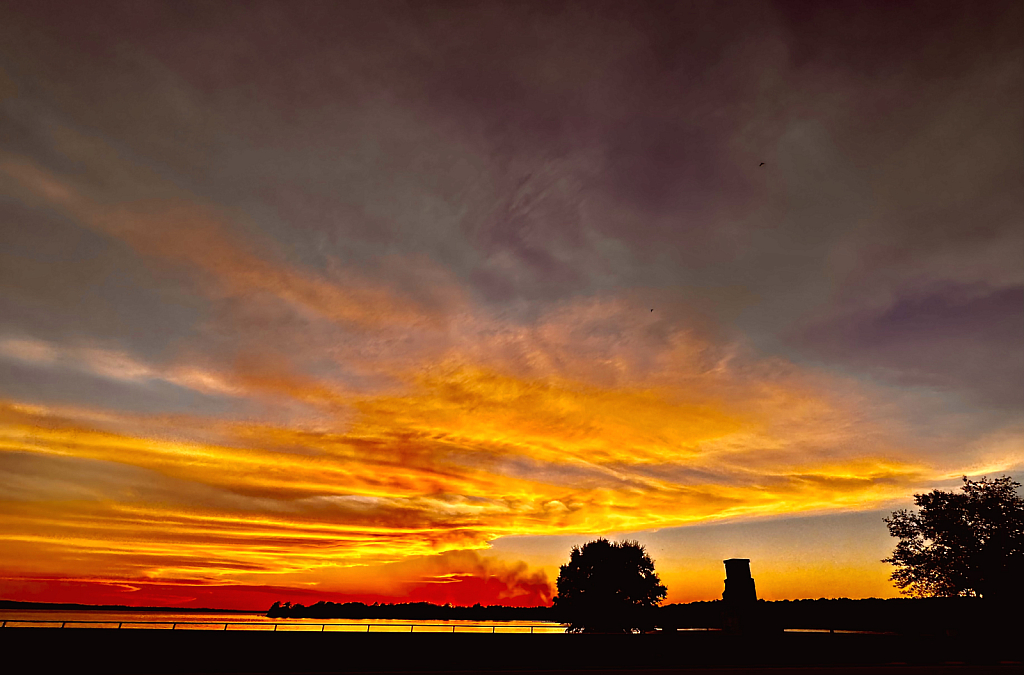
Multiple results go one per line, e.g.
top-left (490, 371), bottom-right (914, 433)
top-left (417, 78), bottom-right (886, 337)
top-left (553, 538), bottom-right (666, 633)
top-left (884, 475), bottom-right (1024, 599)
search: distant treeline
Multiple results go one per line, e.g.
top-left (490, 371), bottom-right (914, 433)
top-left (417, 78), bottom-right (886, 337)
top-left (660, 597), bottom-right (997, 634)
top-left (269, 597), bottom-right (997, 634)
top-left (268, 601), bottom-right (555, 621)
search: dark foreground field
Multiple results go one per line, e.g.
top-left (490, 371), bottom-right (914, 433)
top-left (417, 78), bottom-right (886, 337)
top-left (1, 629), bottom-right (1021, 675)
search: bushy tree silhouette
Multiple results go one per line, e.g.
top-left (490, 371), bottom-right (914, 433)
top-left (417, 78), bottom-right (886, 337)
top-left (553, 538), bottom-right (666, 633)
top-left (884, 475), bottom-right (1024, 599)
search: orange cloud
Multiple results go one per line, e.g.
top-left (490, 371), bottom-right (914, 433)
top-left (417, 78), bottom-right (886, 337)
top-left (1, 144), bottom-right (1019, 608)
top-left (0, 352), bottom-right (934, 599)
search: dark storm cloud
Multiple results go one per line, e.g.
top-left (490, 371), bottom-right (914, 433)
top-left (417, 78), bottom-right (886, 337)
top-left (0, 0), bottom-right (1018, 420)
top-left (796, 283), bottom-right (1024, 408)
top-left (2, 0), bottom-right (1021, 392)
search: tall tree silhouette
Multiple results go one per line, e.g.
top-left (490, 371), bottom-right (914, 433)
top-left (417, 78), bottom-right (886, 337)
top-left (884, 475), bottom-right (1024, 599)
top-left (553, 538), bottom-right (666, 633)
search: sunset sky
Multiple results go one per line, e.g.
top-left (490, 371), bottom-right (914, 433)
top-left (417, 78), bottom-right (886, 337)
top-left (0, 0), bottom-right (1021, 610)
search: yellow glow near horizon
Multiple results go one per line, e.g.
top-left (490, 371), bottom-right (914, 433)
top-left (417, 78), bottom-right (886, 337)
top-left (0, 353), bottom-right (935, 597)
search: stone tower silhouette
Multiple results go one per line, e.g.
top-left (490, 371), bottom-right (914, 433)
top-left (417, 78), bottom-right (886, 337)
top-left (722, 558), bottom-right (757, 604)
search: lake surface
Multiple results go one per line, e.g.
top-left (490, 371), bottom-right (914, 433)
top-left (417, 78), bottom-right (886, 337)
top-left (0, 610), bottom-right (565, 632)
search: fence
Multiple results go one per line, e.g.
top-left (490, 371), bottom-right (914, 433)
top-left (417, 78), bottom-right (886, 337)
top-left (0, 620), bottom-right (567, 633)
top-left (0, 621), bottom-right (894, 635)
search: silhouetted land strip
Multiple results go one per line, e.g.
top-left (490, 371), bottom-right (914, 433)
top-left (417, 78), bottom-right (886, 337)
top-left (661, 597), bottom-right (1012, 635)
top-left (268, 599), bottom-right (555, 621)
top-left (269, 597), bottom-right (1010, 636)
top-left (1, 629), bottom-right (1019, 674)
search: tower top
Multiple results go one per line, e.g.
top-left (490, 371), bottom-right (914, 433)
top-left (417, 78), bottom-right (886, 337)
top-left (723, 559), bottom-right (752, 579)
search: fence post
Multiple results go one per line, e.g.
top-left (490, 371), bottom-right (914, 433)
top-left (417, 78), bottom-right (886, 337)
top-left (61, 622), bottom-right (66, 628)
top-left (492, 626), bottom-right (495, 634)
top-left (224, 623), bottom-right (228, 631)
top-left (366, 624), bottom-right (370, 633)
top-left (321, 624), bottom-right (325, 632)
top-left (452, 625), bottom-right (455, 633)
top-left (410, 625), bottom-right (414, 633)
top-left (172, 623), bottom-right (176, 630)
top-left (274, 624), bottom-right (278, 631)
top-left (118, 623), bottom-right (122, 629)
top-left (530, 626), bottom-right (533, 634)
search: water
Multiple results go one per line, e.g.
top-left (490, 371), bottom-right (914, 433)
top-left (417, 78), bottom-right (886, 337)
top-left (0, 610), bottom-right (565, 632)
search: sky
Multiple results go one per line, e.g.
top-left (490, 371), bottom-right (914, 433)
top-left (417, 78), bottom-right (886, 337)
top-left (0, 0), bottom-right (1021, 610)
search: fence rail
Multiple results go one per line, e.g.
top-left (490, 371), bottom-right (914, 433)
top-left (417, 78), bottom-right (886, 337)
top-left (0, 620), bottom-right (568, 633)
top-left (0, 621), bottom-right (897, 635)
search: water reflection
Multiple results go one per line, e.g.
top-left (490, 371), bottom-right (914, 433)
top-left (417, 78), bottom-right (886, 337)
top-left (0, 610), bottom-right (564, 633)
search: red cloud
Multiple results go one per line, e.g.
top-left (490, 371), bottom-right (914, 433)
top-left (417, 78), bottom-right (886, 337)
top-left (393, 552), bottom-right (553, 607)
top-left (0, 552), bottom-right (553, 610)
top-left (313, 550), bottom-right (554, 607)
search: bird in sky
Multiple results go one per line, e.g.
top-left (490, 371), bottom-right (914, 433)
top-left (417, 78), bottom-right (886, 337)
top-left (759, 162), bottom-right (765, 166)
